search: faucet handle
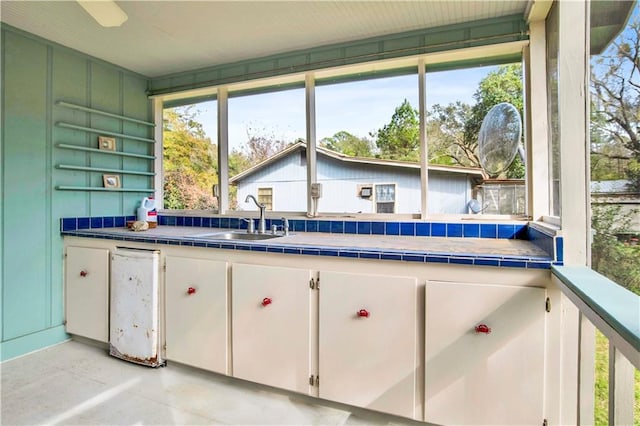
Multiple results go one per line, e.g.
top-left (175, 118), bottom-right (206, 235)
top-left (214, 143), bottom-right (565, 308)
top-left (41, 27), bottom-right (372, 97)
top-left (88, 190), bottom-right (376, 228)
top-left (281, 217), bottom-right (289, 235)
top-left (243, 218), bottom-right (255, 233)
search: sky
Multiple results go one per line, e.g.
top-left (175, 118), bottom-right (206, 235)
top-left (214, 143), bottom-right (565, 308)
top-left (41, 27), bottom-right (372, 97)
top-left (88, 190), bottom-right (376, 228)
top-left (192, 65), bottom-right (498, 151)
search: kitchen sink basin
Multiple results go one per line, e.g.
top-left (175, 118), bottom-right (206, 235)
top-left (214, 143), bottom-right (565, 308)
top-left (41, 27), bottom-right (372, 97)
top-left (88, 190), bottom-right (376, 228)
top-left (192, 231), bottom-right (283, 241)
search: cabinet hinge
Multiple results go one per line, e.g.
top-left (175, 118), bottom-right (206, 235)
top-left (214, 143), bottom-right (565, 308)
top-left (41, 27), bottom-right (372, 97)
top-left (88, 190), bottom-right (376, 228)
top-left (542, 419), bottom-right (548, 426)
top-left (310, 278), bottom-right (315, 289)
top-left (309, 375), bottom-right (320, 386)
top-left (316, 277), bottom-right (319, 290)
top-left (545, 297), bottom-right (551, 312)
top-left (309, 375), bottom-right (315, 385)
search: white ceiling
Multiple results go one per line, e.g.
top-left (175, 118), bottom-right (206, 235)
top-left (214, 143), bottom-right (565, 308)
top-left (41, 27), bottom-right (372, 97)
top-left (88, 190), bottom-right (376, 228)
top-left (1, 1), bottom-right (531, 78)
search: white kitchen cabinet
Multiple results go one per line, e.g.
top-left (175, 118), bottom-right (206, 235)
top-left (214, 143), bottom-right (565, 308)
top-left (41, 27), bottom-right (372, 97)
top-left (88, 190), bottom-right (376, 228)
top-left (425, 281), bottom-right (546, 426)
top-left (231, 263), bottom-right (312, 394)
top-left (165, 256), bottom-right (228, 374)
top-left (319, 271), bottom-right (419, 419)
top-left (65, 246), bottom-right (110, 342)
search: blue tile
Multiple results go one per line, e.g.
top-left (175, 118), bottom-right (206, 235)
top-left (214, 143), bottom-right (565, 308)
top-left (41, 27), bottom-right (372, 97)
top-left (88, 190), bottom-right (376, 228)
top-left (115, 216), bottom-right (126, 227)
top-left (500, 259), bottom-right (527, 268)
top-left (463, 224), bottom-right (480, 238)
top-left (193, 217), bottom-right (202, 227)
top-left (284, 248), bottom-right (301, 255)
top-left (431, 223), bottom-right (446, 237)
top-left (330, 221), bottom-right (344, 234)
top-left (302, 249), bottom-right (320, 256)
top-left (480, 224), bottom-right (497, 238)
top-left (220, 243), bottom-right (235, 250)
top-left (90, 217), bottom-right (103, 228)
top-left (359, 252), bottom-right (380, 259)
top-left (344, 221), bottom-right (357, 234)
top-left (166, 216), bottom-right (177, 226)
top-left (235, 245), bottom-right (250, 251)
top-left (184, 217), bottom-right (193, 227)
top-left (447, 223), bottom-right (463, 237)
top-left (62, 218), bottom-right (77, 231)
top-left (251, 246), bottom-right (267, 252)
top-left (339, 251), bottom-right (358, 258)
top-left (450, 257), bottom-right (474, 265)
top-left (219, 218), bottom-right (229, 229)
top-left (181, 241), bottom-right (194, 246)
top-left (103, 217), bottom-right (114, 228)
top-left (555, 237), bottom-right (564, 262)
top-left (307, 220), bottom-right (318, 232)
top-left (385, 222), bottom-right (400, 235)
top-left (176, 216), bottom-right (185, 226)
top-left (474, 258), bottom-right (500, 267)
top-left (202, 217), bottom-right (211, 228)
top-left (381, 253), bottom-right (402, 261)
top-left (426, 255), bottom-right (449, 264)
top-left (194, 241), bottom-right (207, 247)
top-left (210, 217), bottom-right (219, 228)
top-left (267, 247), bottom-right (284, 253)
top-left (404, 254), bottom-right (425, 262)
top-left (318, 221), bottom-right (330, 233)
top-left (515, 224), bottom-right (528, 239)
top-left (498, 224), bottom-right (515, 239)
top-left (168, 240), bottom-right (181, 245)
top-left (78, 217), bottom-right (90, 230)
top-left (158, 216), bottom-right (167, 226)
top-left (357, 222), bottom-right (371, 235)
top-left (126, 215), bottom-right (136, 222)
top-left (527, 261), bottom-right (551, 269)
top-left (291, 220), bottom-right (306, 232)
top-left (416, 222), bottom-right (430, 236)
top-left (320, 250), bottom-right (339, 257)
top-left (371, 222), bottom-right (385, 235)
top-left (400, 222), bottom-right (415, 236)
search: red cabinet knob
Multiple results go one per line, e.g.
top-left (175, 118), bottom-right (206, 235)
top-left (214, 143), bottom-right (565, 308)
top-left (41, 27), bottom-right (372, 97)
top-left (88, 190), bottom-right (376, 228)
top-left (262, 297), bottom-right (272, 307)
top-left (357, 309), bottom-right (370, 318)
top-left (80, 270), bottom-right (88, 277)
top-left (475, 324), bottom-right (491, 334)
top-left (187, 287), bottom-right (196, 295)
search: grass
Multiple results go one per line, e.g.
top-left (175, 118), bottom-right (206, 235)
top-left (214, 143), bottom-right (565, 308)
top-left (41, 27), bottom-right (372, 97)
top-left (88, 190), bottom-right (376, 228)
top-left (594, 330), bottom-right (640, 425)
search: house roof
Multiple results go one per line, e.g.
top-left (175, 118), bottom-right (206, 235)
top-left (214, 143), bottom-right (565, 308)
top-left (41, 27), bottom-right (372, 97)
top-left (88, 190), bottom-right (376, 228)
top-left (229, 142), bottom-right (486, 184)
top-left (591, 180), bottom-right (634, 194)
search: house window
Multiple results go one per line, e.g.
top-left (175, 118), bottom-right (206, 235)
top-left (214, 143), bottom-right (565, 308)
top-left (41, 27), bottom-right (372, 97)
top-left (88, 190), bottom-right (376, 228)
top-left (258, 187), bottom-right (273, 211)
top-left (375, 184), bottom-right (396, 213)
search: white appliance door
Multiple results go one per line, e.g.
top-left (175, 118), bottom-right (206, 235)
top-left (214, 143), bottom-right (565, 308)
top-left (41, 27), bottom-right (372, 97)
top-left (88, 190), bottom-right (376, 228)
top-left (110, 248), bottom-right (162, 367)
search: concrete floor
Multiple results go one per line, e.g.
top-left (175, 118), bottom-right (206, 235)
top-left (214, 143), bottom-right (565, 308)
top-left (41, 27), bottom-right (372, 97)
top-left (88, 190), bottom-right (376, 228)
top-left (1, 340), bottom-right (424, 425)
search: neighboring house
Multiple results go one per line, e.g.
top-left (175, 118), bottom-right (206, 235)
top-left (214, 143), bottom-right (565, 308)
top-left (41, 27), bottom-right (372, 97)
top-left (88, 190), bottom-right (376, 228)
top-left (591, 180), bottom-right (640, 233)
top-left (231, 142), bottom-right (486, 214)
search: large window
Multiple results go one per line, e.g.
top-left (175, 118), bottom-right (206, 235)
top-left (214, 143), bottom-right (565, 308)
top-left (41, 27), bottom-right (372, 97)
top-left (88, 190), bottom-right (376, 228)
top-left (546, 3), bottom-right (561, 217)
top-left (161, 52), bottom-right (527, 219)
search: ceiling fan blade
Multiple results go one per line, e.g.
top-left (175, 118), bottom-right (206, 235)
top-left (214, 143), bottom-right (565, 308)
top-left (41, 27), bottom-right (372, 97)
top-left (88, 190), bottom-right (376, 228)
top-left (77, 0), bottom-right (128, 28)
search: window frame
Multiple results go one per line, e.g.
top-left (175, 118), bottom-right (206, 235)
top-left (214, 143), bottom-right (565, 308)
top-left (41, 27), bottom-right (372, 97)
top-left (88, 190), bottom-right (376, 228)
top-left (156, 42), bottom-right (531, 220)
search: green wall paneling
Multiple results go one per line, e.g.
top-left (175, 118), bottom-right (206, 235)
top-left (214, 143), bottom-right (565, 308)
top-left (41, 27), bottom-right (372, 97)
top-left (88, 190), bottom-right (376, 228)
top-left (1, 25), bottom-right (151, 360)
top-left (2, 32), bottom-right (50, 340)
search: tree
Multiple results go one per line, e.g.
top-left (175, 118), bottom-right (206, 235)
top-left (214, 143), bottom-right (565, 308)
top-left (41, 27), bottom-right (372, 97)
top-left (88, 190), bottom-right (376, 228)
top-left (373, 99), bottom-right (420, 161)
top-left (320, 131), bottom-right (375, 157)
top-left (591, 204), bottom-right (640, 295)
top-left (163, 107), bottom-right (218, 209)
top-left (591, 17), bottom-right (640, 191)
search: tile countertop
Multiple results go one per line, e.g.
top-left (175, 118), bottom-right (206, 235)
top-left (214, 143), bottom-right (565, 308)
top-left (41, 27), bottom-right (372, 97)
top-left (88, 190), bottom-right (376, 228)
top-left (63, 226), bottom-right (554, 269)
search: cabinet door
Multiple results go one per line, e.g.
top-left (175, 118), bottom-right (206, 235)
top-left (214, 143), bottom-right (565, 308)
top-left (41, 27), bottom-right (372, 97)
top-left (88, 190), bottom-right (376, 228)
top-left (319, 271), bottom-right (418, 419)
top-left (165, 256), bottom-right (228, 374)
top-left (425, 281), bottom-right (545, 426)
top-left (65, 246), bottom-right (109, 342)
top-left (232, 263), bottom-right (312, 394)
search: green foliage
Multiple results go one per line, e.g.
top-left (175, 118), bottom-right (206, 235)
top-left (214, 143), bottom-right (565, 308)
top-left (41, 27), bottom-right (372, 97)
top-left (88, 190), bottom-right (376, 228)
top-left (163, 107), bottom-right (218, 209)
top-left (320, 131), bottom-right (375, 157)
top-left (591, 204), bottom-right (640, 295)
top-left (373, 99), bottom-right (420, 161)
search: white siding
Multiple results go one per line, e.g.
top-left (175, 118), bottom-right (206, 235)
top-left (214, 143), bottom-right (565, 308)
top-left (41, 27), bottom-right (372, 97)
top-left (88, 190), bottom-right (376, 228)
top-left (236, 151), bottom-right (473, 214)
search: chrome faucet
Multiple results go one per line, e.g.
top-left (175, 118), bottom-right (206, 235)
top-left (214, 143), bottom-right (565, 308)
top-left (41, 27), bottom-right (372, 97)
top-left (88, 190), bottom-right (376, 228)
top-left (245, 195), bottom-right (266, 234)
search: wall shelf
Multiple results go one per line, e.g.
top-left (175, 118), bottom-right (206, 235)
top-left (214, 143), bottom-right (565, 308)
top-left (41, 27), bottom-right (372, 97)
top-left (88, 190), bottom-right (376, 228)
top-left (56, 122), bottom-right (156, 144)
top-left (56, 186), bottom-right (154, 193)
top-left (56, 143), bottom-right (155, 160)
top-left (56, 101), bottom-right (155, 127)
top-left (56, 164), bottom-right (155, 177)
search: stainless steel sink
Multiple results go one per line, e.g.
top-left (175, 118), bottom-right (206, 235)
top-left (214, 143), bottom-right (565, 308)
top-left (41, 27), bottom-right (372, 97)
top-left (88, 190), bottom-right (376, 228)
top-left (192, 231), bottom-right (282, 241)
